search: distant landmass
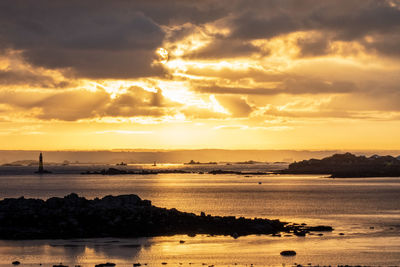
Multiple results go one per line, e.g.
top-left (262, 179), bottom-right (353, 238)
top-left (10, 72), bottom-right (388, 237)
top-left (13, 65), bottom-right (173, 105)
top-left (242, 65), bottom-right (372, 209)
top-left (281, 153), bottom-right (400, 178)
top-left (1, 149), bottom-right (400, 165)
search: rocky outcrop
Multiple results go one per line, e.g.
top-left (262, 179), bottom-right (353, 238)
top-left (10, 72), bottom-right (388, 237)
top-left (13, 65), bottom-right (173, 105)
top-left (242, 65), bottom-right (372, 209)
top-left (0, 194), bottom-right (332, 239)
top-left (280, 250), bottom-right (296, 256)
top-left (280, 153), bottom-right (400, 177)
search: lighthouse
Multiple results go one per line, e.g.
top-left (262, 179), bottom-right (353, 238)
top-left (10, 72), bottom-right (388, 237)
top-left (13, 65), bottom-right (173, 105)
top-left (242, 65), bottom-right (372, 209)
top-left (38, 152), bottom-right (44, 173)
top-left (35, 152), bottom-right (51, 174)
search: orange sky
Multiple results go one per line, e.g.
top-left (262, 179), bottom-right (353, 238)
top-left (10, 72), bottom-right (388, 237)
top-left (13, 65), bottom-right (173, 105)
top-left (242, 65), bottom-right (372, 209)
top-left (1, 0), bottom-right (400, 150)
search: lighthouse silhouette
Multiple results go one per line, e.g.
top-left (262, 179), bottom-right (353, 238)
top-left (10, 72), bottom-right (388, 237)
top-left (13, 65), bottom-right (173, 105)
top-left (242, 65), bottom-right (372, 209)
top-left (38, 152), bottom-right (44, 173)
top-left (35, 152), bottom-right (51, 174)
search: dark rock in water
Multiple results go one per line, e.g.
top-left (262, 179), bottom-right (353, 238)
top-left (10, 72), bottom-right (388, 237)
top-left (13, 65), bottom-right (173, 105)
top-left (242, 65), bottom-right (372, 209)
top-left (133, 264), bottom-right (141, 267)
top-left (0, 194), bottom-right (331, 240)
top-left (280, 250), bottom-right (296, 256)
top-left (294, 230), bottom-right (307, 236)
top-left (95, 263), bottom-right (116, 267)
top-left (302, 225), bottom-right (333, 232)
top-left (339, 233), bottom-right (345, 235)
top-left (179, 240), bottom-right (185, 244)
top-left (161, 263), bottom-right (168, 265)
top-left (12, 261), bottom-right (20, 265)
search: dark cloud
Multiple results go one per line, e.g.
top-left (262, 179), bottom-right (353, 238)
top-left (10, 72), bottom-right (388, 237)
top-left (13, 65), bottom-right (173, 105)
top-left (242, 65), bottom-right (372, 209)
top-left (1, 0), bottom-right (400, 79)
top-left (0, 69), bottom-right (70, 88)
top-left (296, 36), bottom-right (330, 57)
top-left (0, 1), bottom-right (168, 78)
top-left (0, 0), bottom-right (233, 78)
top-left (177, 0), bottom-right (400, 59)
top-left (184, 36), bottom-right (262, 59)
top-left (226, 0), bottom-right (400, 40)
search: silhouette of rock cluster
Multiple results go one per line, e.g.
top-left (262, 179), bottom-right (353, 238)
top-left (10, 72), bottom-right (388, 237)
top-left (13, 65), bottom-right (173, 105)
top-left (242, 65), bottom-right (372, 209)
top-left (0, 193), bottom-right (315, 239)
top-left (280, 152), bottom-right (400, 177)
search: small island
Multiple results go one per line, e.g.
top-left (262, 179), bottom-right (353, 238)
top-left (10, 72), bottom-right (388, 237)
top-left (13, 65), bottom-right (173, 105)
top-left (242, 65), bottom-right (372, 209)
top-left (0, 193), bottom-right (332, 239)
top-left (184, 160), bottom-right (217, 165)
top-left (279, 152), bottom-right (400, 178)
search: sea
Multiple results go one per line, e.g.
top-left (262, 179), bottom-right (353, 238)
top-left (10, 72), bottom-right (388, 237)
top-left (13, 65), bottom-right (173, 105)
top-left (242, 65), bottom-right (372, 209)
top-left (0, 163), bottom-right (399, 267)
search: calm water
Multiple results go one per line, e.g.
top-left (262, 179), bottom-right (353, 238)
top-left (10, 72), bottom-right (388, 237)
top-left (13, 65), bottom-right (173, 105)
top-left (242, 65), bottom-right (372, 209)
top-left (0, 164), bottom-right (399, 266)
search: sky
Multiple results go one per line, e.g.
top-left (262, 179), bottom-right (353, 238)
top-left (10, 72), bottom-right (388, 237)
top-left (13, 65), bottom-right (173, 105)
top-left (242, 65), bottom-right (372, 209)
top-left (0, 0), bottom-right (400, 150)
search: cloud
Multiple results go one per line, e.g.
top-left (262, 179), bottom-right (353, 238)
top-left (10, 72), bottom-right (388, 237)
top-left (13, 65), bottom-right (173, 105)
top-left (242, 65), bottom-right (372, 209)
top-left (1, 0), bottom-right (400, 126)
top-left (296, 35), bottom-right (330, 57)
top-left (184, 37), bottom-right (261, 59)
top-left (0, 69), bottom-right (70, 88)
top-left (0, 1), bottom-right (167, 78)
top-left (216, 96), bottom-right (254, 117)
top-left (1, 0), bottom-right (400, 81)
top-left (194, 79), bottom-right (357, 95)
top-left (0, 0), bottom-right (234, 78)
top-left (0, 86), bottom-right (178, 121)
top-left (167, 0), bottom-right (400, 60)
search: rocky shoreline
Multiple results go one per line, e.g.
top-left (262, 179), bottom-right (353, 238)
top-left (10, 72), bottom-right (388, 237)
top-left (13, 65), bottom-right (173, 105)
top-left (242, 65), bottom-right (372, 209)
top-left (0, 194), bottom-right (332, 239)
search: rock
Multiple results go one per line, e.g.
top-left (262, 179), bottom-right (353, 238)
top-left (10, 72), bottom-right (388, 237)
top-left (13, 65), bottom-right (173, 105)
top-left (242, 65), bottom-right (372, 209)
top-left (12, 261), bottom-right (20, 265)
top-left (294, 230), bottom-right (306, 236)
top-left (133, 264), bottom-right (141, 267)
top-left (95, 263), bottom-right (116, 267)
top-left (279, 152), bottom-right (400, 177)
top-left (339, 233), bottom-right (345, 235)
top-left (280, 250), bottom-right (296, 256)
top-left (303, 225), bottom-right (333, 232)
top-left (0, 194), bottom-right (331, 239)
top-left (179, 240), bottom-right (185, 244)
top-left (161, 263), bottom-right (167, 265)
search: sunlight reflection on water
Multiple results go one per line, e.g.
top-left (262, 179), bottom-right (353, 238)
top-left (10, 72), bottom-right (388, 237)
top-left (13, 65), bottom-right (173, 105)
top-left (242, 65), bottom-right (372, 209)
top-left (0, 167), bottom-right (399, 266)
